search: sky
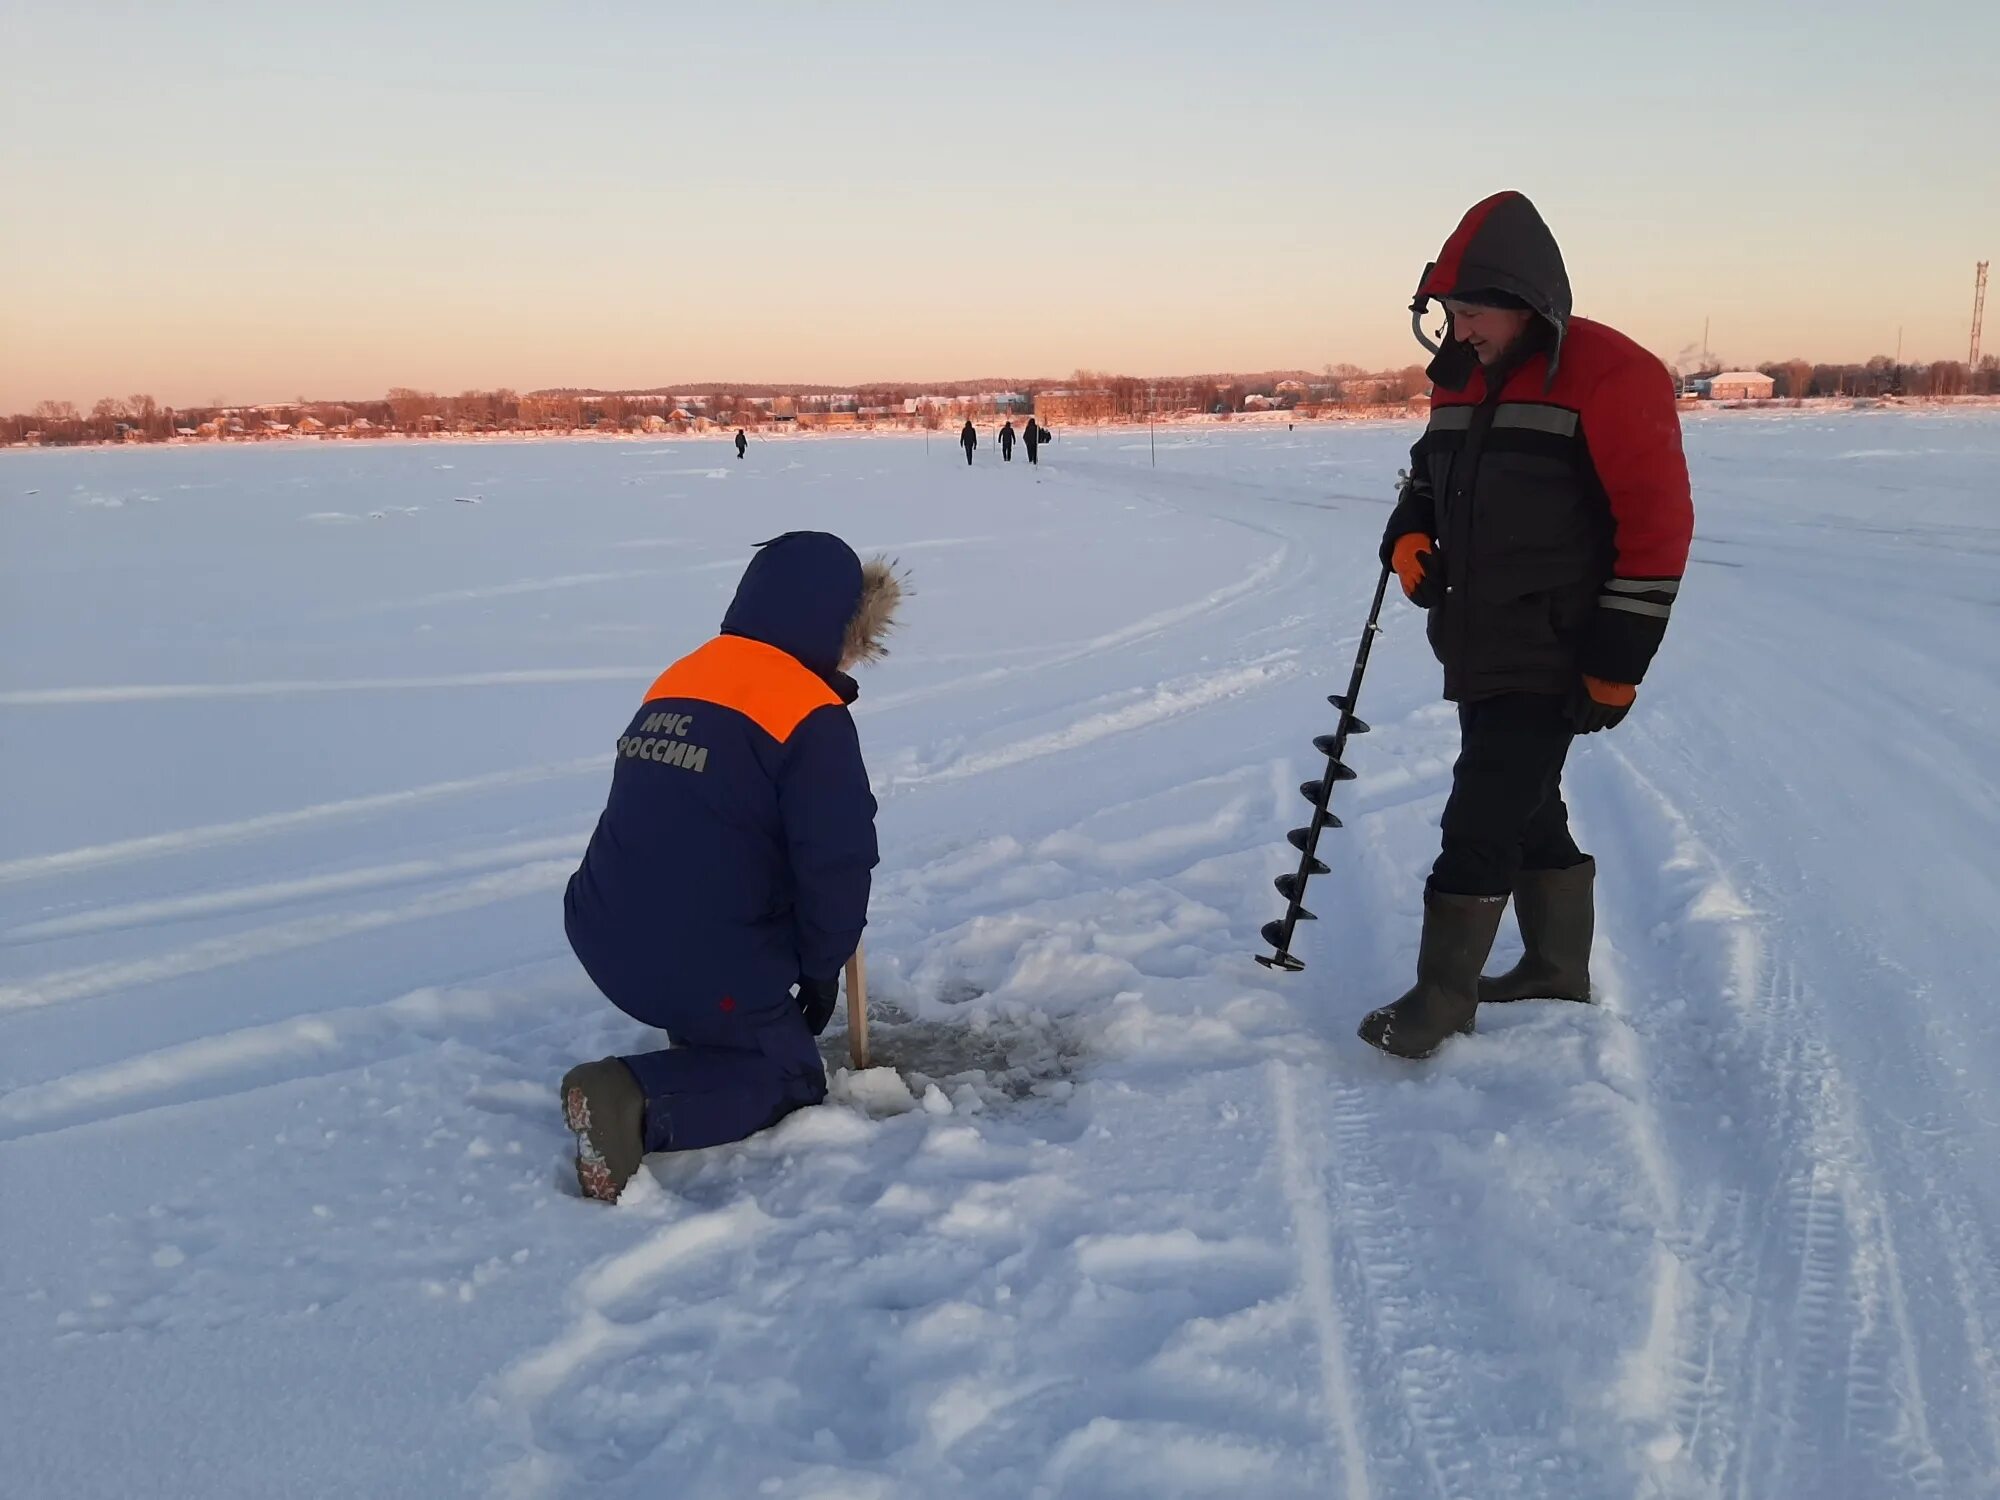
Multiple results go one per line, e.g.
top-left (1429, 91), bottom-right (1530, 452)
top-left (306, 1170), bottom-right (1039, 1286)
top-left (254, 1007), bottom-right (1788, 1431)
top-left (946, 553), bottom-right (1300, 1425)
top-left (2, 0), bottom-right (1995, 409)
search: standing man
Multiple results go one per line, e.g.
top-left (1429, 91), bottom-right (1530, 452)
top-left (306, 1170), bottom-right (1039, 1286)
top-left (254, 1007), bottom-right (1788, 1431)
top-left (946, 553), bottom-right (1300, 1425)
top-left (735, 428), bottom-right (748, 459)
top-left (998, 419), bottom-right (1016, 461)
top-left (959, 419), bottom-right (978, 466)
top-left (1023, 419), bottom-right (1041, 465)
top-left (1358, 190), bottom-right (1693, 1060)
top-left (559, 532), bottom-right (903, 1199)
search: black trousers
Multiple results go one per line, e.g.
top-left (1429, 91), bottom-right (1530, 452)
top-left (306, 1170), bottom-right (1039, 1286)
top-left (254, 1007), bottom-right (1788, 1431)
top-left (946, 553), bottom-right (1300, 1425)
top-left (1431, 693), bottom-right (1586, 897)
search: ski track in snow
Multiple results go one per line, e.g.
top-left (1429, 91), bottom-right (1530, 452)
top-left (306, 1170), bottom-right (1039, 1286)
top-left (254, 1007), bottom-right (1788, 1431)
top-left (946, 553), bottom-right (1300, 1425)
top-left (3, 834), bottom-right (587, 943)
top-left (0, 758), bottom-right (604, 885)
top-left (0, 861), bottom-right (575, 1013)
top-left (5, 419), bottom-right (1997, 1499)
top-left (0, 667), bottom-right (655, 706)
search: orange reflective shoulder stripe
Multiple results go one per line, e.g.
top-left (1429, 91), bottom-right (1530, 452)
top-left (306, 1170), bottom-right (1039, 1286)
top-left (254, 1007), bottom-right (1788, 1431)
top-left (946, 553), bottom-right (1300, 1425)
top-left (642, 635), bottom-right (839, 744)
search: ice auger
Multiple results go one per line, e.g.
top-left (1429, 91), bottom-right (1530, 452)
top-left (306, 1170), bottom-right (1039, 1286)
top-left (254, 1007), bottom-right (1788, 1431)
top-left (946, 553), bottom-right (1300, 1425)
top-left (1256, 563), bottom-right (1392, 972)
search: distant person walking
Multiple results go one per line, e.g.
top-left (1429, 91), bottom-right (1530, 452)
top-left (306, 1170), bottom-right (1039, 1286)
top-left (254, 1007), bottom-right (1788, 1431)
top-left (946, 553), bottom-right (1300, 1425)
top-left (959, 420), bottom-right (978, 466)
top-left (998, 420), bottom-right (1015, 461)
top-left (1024, 420), bottom-right (1045, 465)
top-left (735, 429), bottom-right (747, 459)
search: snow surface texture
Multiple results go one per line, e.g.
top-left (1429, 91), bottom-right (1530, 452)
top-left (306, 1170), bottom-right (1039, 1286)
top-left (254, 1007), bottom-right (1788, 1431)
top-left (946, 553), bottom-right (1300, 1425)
top-left (3, 416), bottom-right (1997, 1499)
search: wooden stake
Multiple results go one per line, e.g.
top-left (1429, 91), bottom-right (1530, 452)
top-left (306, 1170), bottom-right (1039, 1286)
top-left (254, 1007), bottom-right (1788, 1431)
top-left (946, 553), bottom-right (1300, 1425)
top-left (844, 942), bottom-right (871, 1070)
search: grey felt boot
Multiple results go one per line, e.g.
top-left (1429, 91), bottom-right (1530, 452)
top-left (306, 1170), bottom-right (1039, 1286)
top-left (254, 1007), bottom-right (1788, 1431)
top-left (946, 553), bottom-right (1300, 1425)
top-left (1479, 858), bottom-right (1594, 1004)
top-left (1358, 890), bottom-right (1507, 1059)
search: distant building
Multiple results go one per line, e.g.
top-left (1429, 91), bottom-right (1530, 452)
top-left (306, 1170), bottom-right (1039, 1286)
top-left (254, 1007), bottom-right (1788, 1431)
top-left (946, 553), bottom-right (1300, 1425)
top-left (1700, 371), bottom-right (1775, 401)
top-left (1338, 377), bottom-right (1395, 404)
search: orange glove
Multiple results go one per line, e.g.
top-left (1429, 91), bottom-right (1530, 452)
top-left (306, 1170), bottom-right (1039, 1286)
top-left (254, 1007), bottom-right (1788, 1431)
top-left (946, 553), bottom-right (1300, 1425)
top-left (1570, 675), bottom-right (1636, 733)
top-left (1391, 533), bottom-right (1443, 607)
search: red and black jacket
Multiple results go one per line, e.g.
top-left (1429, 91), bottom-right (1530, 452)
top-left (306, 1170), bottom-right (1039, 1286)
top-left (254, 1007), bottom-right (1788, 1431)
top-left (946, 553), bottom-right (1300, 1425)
top-left (1383, 192), bottom-right (1694, 701)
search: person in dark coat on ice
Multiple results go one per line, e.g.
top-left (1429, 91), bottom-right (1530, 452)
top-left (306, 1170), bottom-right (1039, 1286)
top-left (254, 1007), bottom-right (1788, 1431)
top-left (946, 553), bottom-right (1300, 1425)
top-left (735, 428), bottom-right (747, 459)
top-left (1359, 191), bottom-right (1693, 1061)
top-left (559, 532), bottom-right (904, 1200)
top-left (959, 419), bottom-right (978, 465)
top-left (998, 420), bottom-right (1015, 461)
top-left (1023, 419), bottom-right (1042, 465)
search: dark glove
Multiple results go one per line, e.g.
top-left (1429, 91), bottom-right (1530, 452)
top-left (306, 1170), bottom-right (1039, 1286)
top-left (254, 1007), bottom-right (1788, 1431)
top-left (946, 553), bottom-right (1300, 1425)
top-left (794, 974), bottom-right (839, 1036)
top-left (1390, 533), bottom-right (1445, 609)
top-left (1569, 675), bottom-right (1635, 734)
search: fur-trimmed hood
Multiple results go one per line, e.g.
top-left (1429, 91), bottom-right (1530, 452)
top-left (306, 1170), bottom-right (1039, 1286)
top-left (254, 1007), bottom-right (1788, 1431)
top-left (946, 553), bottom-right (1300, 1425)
top-left (721, 531), bottom-right (906, 683)
top-left (841, 554), bottom-right (906, 672)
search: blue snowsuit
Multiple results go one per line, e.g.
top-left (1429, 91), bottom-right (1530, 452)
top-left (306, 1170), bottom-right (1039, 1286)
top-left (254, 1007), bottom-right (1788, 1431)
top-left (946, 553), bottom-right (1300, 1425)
top-left (564, 532), bottom-right (880, 1151)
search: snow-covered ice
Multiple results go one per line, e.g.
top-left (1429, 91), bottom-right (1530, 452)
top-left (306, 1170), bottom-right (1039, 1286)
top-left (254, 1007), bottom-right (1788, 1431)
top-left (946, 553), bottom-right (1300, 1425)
top-left (3, 415), bottom-right (1997, 1498)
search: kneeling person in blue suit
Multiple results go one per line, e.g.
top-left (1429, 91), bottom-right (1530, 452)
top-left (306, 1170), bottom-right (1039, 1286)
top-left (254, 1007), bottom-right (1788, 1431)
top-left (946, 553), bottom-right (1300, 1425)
top-left (560, 531), bottom-right (903, 1201)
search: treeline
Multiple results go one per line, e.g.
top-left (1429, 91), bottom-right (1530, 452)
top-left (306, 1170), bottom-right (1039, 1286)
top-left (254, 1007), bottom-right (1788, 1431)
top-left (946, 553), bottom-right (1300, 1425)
top-left (1747, 356), bottom-right (1999, 399)
top-left (0, 388), bottom-right (763, 446)
top-left (5, 395), bottom-right (184, 446)
top-left (9, 355), bottom-right (1999, 447)
top-left (1064, 365), bottom-right (1432, 415)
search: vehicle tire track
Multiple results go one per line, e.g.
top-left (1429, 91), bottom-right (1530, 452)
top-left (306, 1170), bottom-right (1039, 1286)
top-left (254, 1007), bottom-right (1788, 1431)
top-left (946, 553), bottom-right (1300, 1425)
top-left (1269, 1060), bottom-right (1375, 1500)
top-left (1580, 749), bottom-right (1968, 1498)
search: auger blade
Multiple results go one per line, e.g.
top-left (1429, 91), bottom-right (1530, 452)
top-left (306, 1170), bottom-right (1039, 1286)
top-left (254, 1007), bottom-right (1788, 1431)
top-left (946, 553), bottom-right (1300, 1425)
top-left (1297, 769), bottom-right (1353, 803)
top-left (1327, 694), bottom-right (1371, 734)
top-left (1274, 872), bottom-right (1310, 902)
top-left (1289, 849), bottom-right (1332, 875)
top-left (1287, 821), bottom-right (1339, 853)
top-left (1260, 918), bottom-right (1291, 950)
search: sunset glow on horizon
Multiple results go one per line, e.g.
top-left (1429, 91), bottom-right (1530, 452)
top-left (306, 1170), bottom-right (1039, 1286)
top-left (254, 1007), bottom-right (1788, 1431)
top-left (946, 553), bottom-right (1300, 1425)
top-left (3, 1), bottom-right (1994, 410)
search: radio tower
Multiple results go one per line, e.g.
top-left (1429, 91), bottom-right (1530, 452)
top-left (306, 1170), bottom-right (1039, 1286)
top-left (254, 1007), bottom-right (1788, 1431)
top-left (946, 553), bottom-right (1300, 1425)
top-left (1973, 261), bottom-right (1989, 370)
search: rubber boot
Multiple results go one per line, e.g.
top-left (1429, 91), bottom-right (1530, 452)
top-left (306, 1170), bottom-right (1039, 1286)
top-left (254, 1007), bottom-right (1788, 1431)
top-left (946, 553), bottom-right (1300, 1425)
top-left (1479, 858), bottom-right (1594, 1004)
top-left (560, 1058), bottom-right (647, 1203)
top-left (1358, 890), bottom-right (1507, 1059)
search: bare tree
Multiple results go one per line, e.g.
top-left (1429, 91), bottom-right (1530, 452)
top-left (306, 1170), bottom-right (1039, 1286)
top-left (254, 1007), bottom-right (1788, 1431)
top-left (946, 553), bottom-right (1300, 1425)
top-left (385, 387), bottom-right (438, 429)
top-left (1929, 360), bottom-right (1969, 398)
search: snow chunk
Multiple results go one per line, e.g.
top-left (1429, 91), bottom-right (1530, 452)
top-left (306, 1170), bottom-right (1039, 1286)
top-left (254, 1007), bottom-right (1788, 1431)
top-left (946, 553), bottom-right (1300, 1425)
top-left (832, 1066), bottom-right (917, 1116)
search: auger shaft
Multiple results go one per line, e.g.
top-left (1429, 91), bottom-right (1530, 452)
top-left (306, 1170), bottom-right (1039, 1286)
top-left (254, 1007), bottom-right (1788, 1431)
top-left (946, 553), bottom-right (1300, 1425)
top-left (1257, 563), bottom-right (1392, 971)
